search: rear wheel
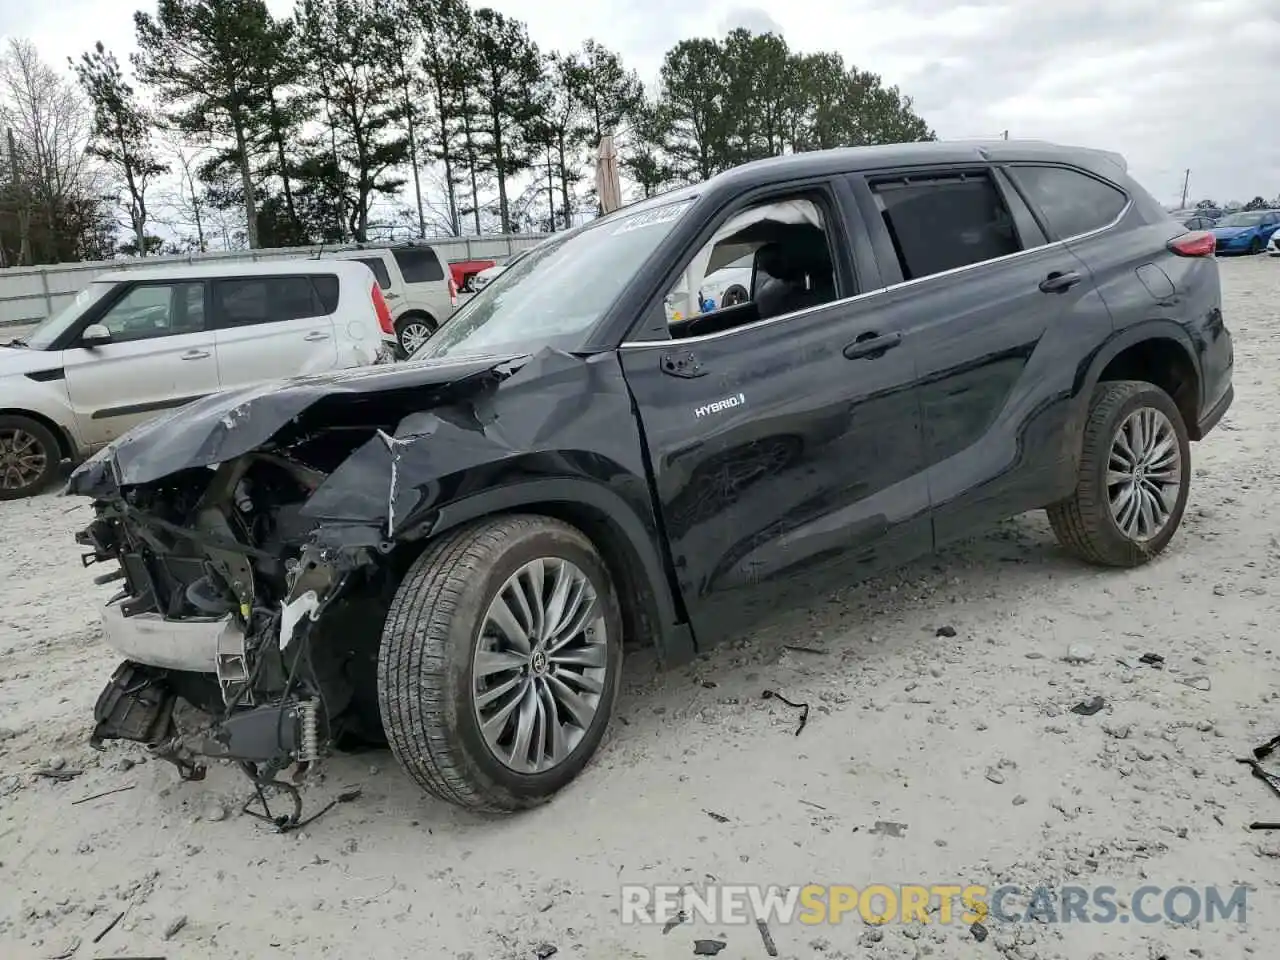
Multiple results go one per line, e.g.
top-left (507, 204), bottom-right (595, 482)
top-left (377, 515), bottom-right (623, 812)
top-left (1047, 380), bottom-right (1190, 567)
top-left (395, 313), bottom-right (437, 355)
top-left (0, 415), bottom-right (60, 501)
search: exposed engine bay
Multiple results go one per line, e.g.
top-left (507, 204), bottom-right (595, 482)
top-left (69, 354), bottom-right (546, 826)
top-left (77, 441), bottom-right (394, 825)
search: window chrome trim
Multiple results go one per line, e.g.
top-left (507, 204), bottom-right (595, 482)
top-left (619, 197), bottom-right (1132, 349)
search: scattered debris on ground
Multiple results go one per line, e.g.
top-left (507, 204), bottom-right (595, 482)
top-left (761, 689), bottom-right (810, 735)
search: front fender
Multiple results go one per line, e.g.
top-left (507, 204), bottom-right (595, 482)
top-left (427, 477), bottom-right (696, 666)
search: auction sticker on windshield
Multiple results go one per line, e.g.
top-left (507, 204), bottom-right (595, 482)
top-left (612, 199), bottom-right (693, 235)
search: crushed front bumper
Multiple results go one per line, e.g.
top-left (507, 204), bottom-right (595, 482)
top-left (100, 602), bottom-right (234, 673)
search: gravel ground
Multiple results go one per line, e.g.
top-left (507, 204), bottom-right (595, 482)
top-left (2, 256), bottom-right (1279, 960)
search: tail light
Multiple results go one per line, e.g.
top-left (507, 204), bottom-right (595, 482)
top-left (448, 275), bottom-right (458, 307)
top-left (370, 283), bottom-right (395, 335)
top-left (1167, 231), bottom-right (1216, 257)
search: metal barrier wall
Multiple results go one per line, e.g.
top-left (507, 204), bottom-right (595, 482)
top-left (0, 234), bottom-right (547, 329)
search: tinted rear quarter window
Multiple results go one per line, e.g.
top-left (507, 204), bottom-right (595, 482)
top-left (1009, 165), bottom-right (1128, 239)
top-left (873, 172), bottom-right (1022, 281)
top-left (352, 256), bottom-right (392, 289)
top-left (312, 275), bottom-right (340, 314)
top-left (392, 247), bottom-right (445, 283)
top-left (213, 276), bottom-right (324, 327)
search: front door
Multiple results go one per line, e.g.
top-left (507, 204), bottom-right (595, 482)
top-left (63, 280), bottom-right (219, 447)
top-left (619, 185), bottom-right (930, 649)
top-left (210, 275), bottom-right (339, 389)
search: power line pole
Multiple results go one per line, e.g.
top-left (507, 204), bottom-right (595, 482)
top-left (1180, 169), bottom-right (1191, 209)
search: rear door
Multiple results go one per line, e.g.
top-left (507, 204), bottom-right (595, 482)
top-left (210, 274), bottom-right (339, 389)
top-left (619, 179), bottom-right (931, 648)
top-left (62, 280), bottom-right (219, 446)
top-left (392, 246), bottom-right (453, 320)
top-left (849, 165), bottom-right (1114, 545)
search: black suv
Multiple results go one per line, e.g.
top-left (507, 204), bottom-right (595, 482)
top-left (72, 140), bottom-right (1232, 816)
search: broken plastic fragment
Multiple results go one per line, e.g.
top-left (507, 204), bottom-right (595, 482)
top-left (279, 590), bottom-right (321, 651)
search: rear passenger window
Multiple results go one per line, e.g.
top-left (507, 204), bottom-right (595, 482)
top-left (353, 257), bottom-right (392, 289)
top-left (392, 248), bottom-right (445, 283)
top-left (872, 172), bottom-right (1020, 281)
top-left (213, 276), bottom-right (323, 327)
top-left (312, 275), bottom-right (340, 314)
top-left (1009, 165), bottom-right (1128, 239)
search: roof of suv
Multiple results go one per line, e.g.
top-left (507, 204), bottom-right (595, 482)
top-left (92, 258), bottom-right (375, 284)
top-left (616, 139), bottom-right (1130, 218)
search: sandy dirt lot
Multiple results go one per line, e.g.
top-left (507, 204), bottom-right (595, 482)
top-left (2, 257), bottom-right (1278, 960)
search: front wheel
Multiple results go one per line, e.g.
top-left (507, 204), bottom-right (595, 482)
top-left (377, 515), bottom-right (623, 812)
top-left (1250, 237), bottom-right (1263, 255)
top-left (0, 414), bottom-right (61, 501)
top-left (1047, 380), bottom-right (1190, 567)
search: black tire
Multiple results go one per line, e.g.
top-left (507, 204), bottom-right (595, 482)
top-left (0, 414), bottom-right (61, 501)
top-left (377, 514), bottom-right (624, 813)
top-left (1250, 237), bottom-right (1263, 255)
top-left (1047, 380), bottom-right (1190, 567)
top-left (721, 284), bottom-right (749, 307)
top-left (394, 313), bottom-right (437, 355)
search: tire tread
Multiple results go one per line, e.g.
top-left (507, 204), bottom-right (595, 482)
top-left (1047, 379), bottom-right (1187, 567)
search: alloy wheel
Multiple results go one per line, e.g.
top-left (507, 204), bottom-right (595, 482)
top-left (472, 557), bottom-right (609, 774)
top-left (0, 427), bottom-right (48, 492)
top-left (399, 321), bottom-right (434, 354)
top-left (1106, 406), bottom-right (1181, 542)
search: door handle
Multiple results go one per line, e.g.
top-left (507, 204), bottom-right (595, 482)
top-left (843, 331), bottom-right (903, 360)
top-left (1039, 270), bottom-right (1083, 294)
top-left (181, 349), bottom-right (211, 360)
top-left (303, 331), bottom-right (330, 342)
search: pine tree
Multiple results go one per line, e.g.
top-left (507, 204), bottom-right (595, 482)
top-left (72, 42), bottom-right (168, 256)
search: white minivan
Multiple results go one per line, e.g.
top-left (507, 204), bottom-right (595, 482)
top-left (0, 259), bottom-right (395, 500)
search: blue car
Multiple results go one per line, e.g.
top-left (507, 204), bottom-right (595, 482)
top-left (1209, 210), bottom-right (1280, 255)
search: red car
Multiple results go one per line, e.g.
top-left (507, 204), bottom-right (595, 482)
top-left (449, 258), bottom-right (496, 293)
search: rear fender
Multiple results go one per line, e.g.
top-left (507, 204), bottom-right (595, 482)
top-left (1071, 320), bottom-right (1201, 437)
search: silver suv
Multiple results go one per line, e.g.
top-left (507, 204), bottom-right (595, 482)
top-left (327, 243), bottom-right (458, 354)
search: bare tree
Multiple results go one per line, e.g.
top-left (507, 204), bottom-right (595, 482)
top-left (73, 43), bottom-right (168, 257)
top-left (0, 38), bottom-right (100, 263)
top-left (150, 133), bottom-right (214, 252)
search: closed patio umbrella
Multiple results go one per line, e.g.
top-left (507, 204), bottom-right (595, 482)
top-left (595, 134), bottom-right (622, 214)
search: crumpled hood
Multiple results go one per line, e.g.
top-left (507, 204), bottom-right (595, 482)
top-left (0, 344), bottom-right (58, 376)
top-left (67, 352), bottom-right (528, 496)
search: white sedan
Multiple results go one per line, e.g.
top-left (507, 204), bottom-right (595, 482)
top-left (1269, 231), bottom-right (1280, 256)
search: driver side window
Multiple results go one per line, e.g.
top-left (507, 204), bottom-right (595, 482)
top-left (97, 283), bottom-right (206, 343)
top-left (663, 195), bottom-right (840, 340)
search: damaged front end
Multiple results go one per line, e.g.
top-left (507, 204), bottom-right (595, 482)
top-left (78, 449), bottom-right (379, 817)
top-left (71, 354), bottom-right (532, 823)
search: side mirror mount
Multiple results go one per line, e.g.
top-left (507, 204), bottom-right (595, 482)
top-left (81, 323), bottom-right (112, 348)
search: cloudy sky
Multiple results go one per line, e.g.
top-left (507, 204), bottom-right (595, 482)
top-left (5, 0), bottom-right (1279, 207)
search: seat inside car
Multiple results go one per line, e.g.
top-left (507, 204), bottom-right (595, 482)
top-left (754, 234), bottom-right (835, 321)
